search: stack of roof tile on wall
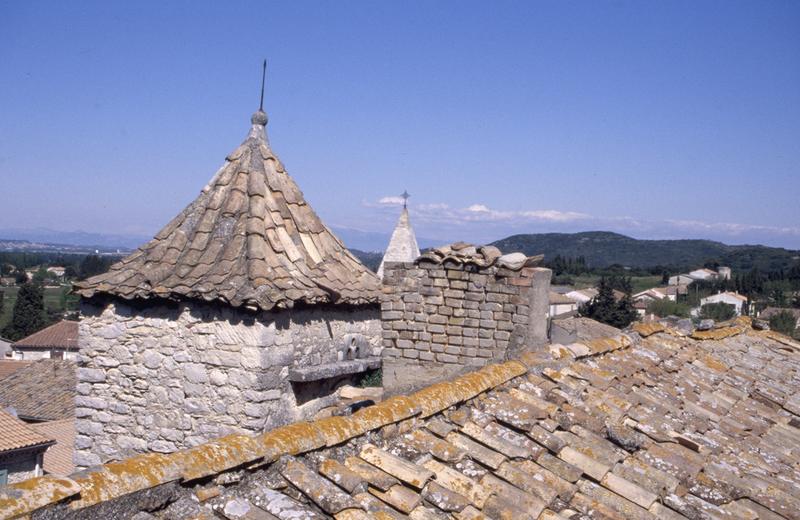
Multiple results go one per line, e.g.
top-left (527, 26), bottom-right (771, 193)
top-left (2, 320), bottom-right (799, 519)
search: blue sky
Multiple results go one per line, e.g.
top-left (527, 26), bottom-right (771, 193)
top-left (1, 1), bottom-right (798, 250)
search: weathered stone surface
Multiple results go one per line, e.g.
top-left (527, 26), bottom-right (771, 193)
top-left (76, 299), bottom-right (380, 467)
top-left (380, 254), bottom-right (550, 393)
top-left (288, 358), bottom-right (381, 383)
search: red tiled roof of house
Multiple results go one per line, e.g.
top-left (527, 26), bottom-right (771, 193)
top-left (0, 409), bottom-right (54, 453)
top-left (13, 321), bottom-right (78, 350)
top-left (30, 418), bottom-right (76, 476)
top-left (0, 360), bottom-right (34, 380)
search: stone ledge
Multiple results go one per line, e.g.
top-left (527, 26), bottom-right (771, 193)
top-left (287, 358), bottom-right (382, 382)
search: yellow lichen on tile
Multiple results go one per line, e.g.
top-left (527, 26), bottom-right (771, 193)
top-left (353, 395), bottom-right (420, 430)
top-left (179, 433), bottom-right (263, 481)
top-left (0, 476), bottom-right (80, 520)
top-left (71, 452), bottom-right (184, 508)
top-left (632, 322), bottom-right (666, 337)
top-left (412, 382), bottom-right (464, 418)
top-left (257, 422), bottom-right (327, 458)
top-left (691, 326), bottom-right (745, 341)
top-left (314, 415), bottom-right (369, 447)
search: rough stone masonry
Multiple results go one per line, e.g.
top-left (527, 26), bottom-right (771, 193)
top-left (380, 244), bottom-right (551, 393)
top-left (75, 298), bottom-right (380, 468)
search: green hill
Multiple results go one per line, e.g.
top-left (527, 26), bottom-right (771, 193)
top-left (491, 231), bottom-right (800, 271)
top-left (350, 249), bottom-right (383, 273)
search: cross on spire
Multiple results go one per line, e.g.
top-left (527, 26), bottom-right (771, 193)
top-left (401, 190), bottom-right (410, 209)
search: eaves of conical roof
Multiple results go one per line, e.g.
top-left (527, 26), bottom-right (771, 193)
top-left (377, 207), bottom-right (420, 279)
top-left (75, 109), bottom-right (380, 311)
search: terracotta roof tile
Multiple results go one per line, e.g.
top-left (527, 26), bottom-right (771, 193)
top-left (0, 360), bottom-right (75, 421)
top-left (12, 320), bottom-right (78, 350)
top-left (0, 359), bottom-right (33, 380)
top-left (4, 322), bottom-right (800, 519)
top-left (0, 409), bottom-right (53, 452)
top-left (74, 110), bottom-right (380, 311)
top-left (29, 418), bottom-right (75, 476)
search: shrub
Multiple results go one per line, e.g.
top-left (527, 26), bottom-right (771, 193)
top-left (357, 368), bottom-right (382, 388)
top-left (699, 302), bottom-right (736, 321)
top-left (646, 298), bottom-right (691, 318)
top-left (769, 310), bottom-right (797, 337)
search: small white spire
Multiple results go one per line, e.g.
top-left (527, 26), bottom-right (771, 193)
top-left (377, 193), bottom-right (420, 280)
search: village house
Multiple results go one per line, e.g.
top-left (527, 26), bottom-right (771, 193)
top-left (669, 266), bottom-right (731, 286)
top-left (0, 360), bottom-right (76, 483)
top-left (564, 287), bottom-right (597, 305)
top-left (0, 336), bottom-right (12, 359)
top-left (699, 291), bottom-right (748, 316)
top-left (668, 274), bottom-right (695, 286)
top-left (72, 105), bottom-right (382, 467)
top-left (687, 268), bottom-right (718, 281)
top-left (10, 320), bottom-right (79, 361)
top-left (632, 287), bottom-right (671, 304)
top-left (548, 291), bottom-right (577, 319)
top-left (0, 409), bottom-right (54, 485)
top-left (46, 267), bottom-right (66, 280)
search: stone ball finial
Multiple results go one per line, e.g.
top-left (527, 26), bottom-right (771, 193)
top-left (251, 110), bottom-right (268, 126)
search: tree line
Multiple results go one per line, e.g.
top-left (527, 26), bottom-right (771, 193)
top-left (1, 252), bottom-right (120, 282)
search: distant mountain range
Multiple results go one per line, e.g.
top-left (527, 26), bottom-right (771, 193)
top-left (491, 231), bottom-right (800, 271)
top-left (4, 228), bottom-right (798, 273)
top-left (0, 238), bottom-right (131, 255)
top-left (0, 228), bottom-right (146, 251)
top-left (329, 226), bottom-right (442, 253)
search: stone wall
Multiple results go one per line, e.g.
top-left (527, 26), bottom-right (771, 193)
top-left (380, 260), bottom-right (551, 393)
top-left (75, 298), bottom-right (380, 468)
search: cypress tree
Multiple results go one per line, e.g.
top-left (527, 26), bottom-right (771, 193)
top-left (2, 282), bottom-right (46, 341)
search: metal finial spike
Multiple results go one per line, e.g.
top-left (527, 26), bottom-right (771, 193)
top-left (259, 59), bottom-right (267, 111)
top-left (401, 190), bottom-right (410, 209)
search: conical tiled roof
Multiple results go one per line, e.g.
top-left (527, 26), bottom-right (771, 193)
top-left (377, 207), bottom-right (420, 279)
top-left (75, 110), bottom-right (380, 311)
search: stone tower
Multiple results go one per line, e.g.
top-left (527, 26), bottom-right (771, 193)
top-left (73, 106), bottom-right (382, 467)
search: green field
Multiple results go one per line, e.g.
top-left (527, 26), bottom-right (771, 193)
top-left (0, 285), bottom-right (78, 332)
top-left (565, 275), bottom-right (662, 294)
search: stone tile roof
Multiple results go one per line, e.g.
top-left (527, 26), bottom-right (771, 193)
top-left (2, 320), bottom-right (800, 519)
top-left (30, 419), bottom-right (76, 476)
top-left (0, 360), bottom-right (33, 380)
top-left (0, 409), bottom-right (53, 453)
top-left (74, 110), bottom-right (380, 312)
top-left (12, 320), bottom-right (78, 350)
top-left (0, 360), bottom-right (75, 421)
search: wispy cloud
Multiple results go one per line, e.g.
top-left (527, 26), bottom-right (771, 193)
top-left (520, 210), bottom-right (590, 222)
top-left (366, 197), bottom-right (591, 227)
top-left (378, 196), bottom-right (406, 205)
top-left (663, 219), bottom-right (800, 237)
top-left (361, 197), bottom-right (800, 248)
